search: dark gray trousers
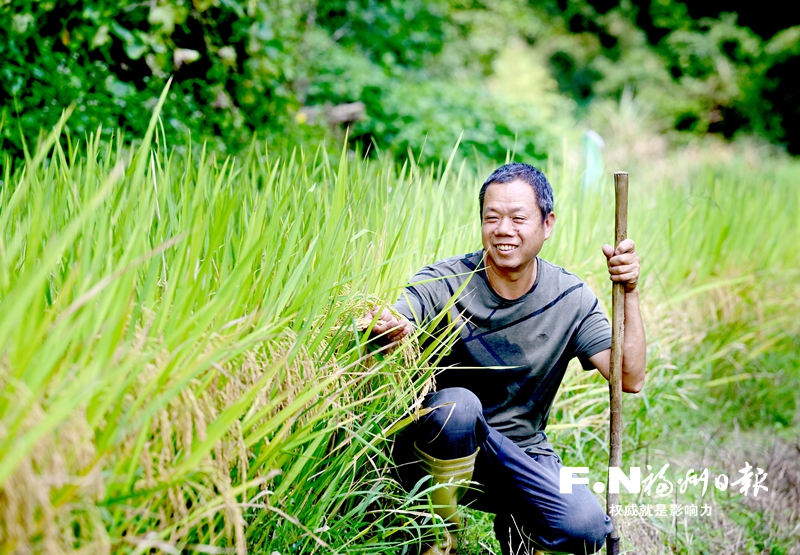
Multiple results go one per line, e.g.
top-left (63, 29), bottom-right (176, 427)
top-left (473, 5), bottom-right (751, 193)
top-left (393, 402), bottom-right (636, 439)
top-left (393, 387), bottom-right (613, 554)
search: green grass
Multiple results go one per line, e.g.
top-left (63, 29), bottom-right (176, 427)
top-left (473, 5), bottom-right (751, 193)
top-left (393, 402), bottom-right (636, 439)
top-left (1, 99), bottom-right (799, 554)
top-left (0, 101), bottom-right (478, 553)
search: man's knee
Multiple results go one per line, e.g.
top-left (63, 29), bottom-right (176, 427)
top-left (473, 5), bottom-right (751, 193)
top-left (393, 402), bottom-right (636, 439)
top-left (422, 387), bottom-right (483, 430)
top-left (553, 501), bottom-right (612, 554)
top-left (414, 388), bottom-right (483, 459)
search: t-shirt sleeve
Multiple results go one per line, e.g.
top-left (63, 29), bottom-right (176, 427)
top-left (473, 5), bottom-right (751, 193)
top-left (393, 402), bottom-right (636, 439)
top-left (391, 265), bottom-right (451, 327)
top-left (573, 286), bottom-right (612, 370)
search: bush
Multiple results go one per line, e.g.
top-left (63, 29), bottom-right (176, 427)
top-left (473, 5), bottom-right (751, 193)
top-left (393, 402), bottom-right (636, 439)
top-left (0, 0), bottom-right (565, 164)
top-left (0, 0), bottom-right (318, 154)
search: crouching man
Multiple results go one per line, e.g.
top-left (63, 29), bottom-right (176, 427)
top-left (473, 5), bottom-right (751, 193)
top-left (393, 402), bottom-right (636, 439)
top-left (369, 163), bottom-right (646, 554)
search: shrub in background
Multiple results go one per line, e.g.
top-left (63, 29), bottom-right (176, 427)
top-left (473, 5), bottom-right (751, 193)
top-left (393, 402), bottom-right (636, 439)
top-left (0, 0), bottom-right (561, 163)
top-left (0, 0), bottom-right (321, 154)
top-left (2, 0), bottom-right (799, 160)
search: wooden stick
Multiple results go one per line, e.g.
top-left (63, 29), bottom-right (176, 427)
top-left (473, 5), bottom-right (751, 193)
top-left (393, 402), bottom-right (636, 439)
top-left (606, 172), bottom-right (628, 555)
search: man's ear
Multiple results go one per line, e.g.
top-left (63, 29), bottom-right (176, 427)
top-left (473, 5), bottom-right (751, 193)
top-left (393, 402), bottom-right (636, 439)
top-left (543, 212), bottom-right (555, 240)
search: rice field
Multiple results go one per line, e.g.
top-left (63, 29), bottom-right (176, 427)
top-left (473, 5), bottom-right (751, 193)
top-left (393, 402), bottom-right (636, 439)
top-left (1, 98), bottom-right (799, 554)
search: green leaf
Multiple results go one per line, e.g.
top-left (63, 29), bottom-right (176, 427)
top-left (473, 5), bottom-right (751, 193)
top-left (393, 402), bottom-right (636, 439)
top-left (91, 24), bottom-right (110, 50)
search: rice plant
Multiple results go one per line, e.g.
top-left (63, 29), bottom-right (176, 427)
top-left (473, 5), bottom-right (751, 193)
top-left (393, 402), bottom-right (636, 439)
top-left (0, 95), bottom-right (478, 553)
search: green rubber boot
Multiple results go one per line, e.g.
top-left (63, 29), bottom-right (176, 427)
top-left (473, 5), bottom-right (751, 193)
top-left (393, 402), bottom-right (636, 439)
top-left (414, 443), bottom-right (479, 555)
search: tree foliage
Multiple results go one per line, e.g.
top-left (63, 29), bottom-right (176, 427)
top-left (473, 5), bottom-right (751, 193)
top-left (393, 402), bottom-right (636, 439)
top-left (1, 0), bottom-right (798, 158)
top-left (560, 0), bottom-right (800, 150)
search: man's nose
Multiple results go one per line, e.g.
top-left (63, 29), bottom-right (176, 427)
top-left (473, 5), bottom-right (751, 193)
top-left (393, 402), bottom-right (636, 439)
top-left (495, 217), bottom-right (514, 235)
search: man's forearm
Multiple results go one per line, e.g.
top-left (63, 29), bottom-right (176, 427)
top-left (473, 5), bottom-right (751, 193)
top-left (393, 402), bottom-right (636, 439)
top-left (621, 289), bottom-right (646, 392)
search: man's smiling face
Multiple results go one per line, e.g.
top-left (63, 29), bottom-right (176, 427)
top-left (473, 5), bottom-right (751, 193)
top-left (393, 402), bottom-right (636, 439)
top-left (481, 179), bottom-right (555, 277)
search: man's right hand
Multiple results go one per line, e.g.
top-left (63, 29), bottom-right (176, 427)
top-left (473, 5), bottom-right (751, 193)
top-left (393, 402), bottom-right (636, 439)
top-left (364, 307), bottom-right (413, 343)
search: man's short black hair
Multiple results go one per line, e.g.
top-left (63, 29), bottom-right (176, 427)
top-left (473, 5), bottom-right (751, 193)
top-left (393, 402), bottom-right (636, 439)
top-left (479, 162), bottom-right (554, 222)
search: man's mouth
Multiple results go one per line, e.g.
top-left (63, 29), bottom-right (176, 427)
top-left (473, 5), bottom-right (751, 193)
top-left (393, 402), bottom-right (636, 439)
top-left (495, 244), bottom-right (518, 252)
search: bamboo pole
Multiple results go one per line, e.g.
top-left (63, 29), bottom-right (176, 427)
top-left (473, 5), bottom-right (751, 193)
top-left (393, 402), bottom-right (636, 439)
top-left (606, 172), bottom-right (628, 555)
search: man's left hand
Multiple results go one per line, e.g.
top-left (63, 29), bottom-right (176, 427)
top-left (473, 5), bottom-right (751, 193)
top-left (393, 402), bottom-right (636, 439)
top-left (602, 239), bottom-right (639, 293)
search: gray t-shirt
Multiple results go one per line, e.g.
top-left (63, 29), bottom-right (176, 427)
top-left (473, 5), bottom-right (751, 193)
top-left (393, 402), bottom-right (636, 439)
top-left (393, 250), bottom-right (611, 453)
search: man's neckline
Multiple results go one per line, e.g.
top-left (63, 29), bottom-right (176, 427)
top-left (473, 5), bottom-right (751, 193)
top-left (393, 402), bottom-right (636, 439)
top-left (477, 250), bottom-right (542, 302)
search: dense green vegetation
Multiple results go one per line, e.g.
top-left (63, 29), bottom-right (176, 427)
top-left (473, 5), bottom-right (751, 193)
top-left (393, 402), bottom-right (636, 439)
top-left (1, 92), bottom-right (798, 552)
top-left (2, 0), bottom-right (799, 161)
